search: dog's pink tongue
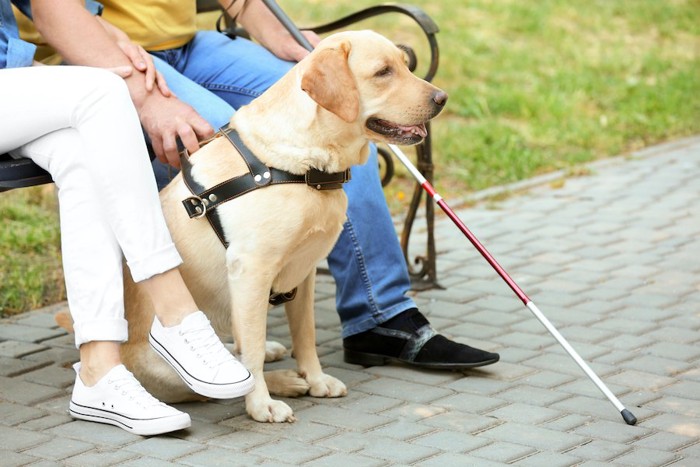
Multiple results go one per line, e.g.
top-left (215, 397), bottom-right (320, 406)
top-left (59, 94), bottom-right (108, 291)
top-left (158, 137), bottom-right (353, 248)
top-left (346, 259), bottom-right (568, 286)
top-left (398, 123), bottom-right (428, 137)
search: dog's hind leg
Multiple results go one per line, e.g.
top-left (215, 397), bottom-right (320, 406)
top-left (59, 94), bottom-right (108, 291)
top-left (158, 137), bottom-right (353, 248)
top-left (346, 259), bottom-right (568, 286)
top-left (285, 270), bottom-right (347, 398)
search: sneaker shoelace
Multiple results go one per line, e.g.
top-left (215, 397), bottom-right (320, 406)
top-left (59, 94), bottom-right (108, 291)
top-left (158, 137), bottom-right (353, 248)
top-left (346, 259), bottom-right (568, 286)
top-left (108, 372), bottom-right (168, 409)
top-left (179, 320), bottom-right (236, 369)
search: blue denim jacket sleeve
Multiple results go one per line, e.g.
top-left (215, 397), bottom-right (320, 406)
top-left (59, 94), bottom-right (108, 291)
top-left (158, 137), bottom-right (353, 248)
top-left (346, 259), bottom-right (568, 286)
top-left (1, 0), bottom-right (103, 69)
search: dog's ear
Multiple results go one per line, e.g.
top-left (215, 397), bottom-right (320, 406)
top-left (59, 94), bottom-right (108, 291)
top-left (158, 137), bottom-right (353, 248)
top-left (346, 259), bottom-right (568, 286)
top-left (301, 42), bottom-right (360, 123)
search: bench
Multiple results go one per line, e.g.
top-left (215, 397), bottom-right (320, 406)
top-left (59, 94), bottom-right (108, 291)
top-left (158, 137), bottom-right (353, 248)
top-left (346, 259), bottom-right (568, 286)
top-left (0, 0), bottom-right (442, 289)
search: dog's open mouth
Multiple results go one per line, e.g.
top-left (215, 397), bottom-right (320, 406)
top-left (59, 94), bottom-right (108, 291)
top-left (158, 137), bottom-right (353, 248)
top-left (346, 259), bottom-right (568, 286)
top-left (366, 118), bottom-right (428, 144)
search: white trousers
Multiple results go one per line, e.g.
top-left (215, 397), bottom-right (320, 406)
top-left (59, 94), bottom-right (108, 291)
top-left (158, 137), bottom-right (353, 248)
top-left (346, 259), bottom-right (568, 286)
top-left (0, 66), bottom-right (183, 347)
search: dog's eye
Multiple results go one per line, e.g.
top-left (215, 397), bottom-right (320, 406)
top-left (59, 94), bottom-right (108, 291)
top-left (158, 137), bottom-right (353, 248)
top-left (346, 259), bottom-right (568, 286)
top-left (374, 66), bottom-right (393, 78)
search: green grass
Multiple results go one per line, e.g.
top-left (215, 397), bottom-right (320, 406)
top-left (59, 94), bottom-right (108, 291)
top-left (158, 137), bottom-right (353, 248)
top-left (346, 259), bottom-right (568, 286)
top-left (0, 186), bottom-right (63, 316)
top-left (1, 0), bottom-right (698, 316)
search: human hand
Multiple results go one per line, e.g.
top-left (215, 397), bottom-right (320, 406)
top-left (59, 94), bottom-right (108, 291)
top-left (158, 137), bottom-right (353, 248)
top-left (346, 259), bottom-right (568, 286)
top-left (95, 15), bottom-right (172, 97)
top-left (105, 65), bottom-right (134, 78)
top-left (115, 40), bottom-right (172, 97)
top-left (137, 94), bottom-right (214, 168)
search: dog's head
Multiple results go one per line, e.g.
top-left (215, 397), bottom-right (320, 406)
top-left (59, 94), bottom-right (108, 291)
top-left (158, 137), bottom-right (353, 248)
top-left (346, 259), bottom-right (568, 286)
top-left (300, 30), bottom-right (448, 146)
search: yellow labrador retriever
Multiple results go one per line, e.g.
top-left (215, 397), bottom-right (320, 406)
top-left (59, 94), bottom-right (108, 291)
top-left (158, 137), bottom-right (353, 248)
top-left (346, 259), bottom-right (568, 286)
top-left (117, 30), bottom-right (447, 423)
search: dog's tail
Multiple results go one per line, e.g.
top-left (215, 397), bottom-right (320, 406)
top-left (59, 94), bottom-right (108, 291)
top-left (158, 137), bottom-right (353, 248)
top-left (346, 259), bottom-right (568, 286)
top-left (55, 311), bottom-right (75, 333)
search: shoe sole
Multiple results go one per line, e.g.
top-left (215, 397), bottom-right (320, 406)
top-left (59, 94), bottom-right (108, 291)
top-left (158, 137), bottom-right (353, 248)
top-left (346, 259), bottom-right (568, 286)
top-left (344, 348), bottom-right (500, 369)
top-left (149, 333), bottom-right (255, 399)
top-left (69, 401), bottom-right (191, 436)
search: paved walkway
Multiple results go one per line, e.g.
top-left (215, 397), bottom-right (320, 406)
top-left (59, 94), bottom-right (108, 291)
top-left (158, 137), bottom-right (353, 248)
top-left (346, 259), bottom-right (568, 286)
top-left (1, 137), bottom-right (699, 466)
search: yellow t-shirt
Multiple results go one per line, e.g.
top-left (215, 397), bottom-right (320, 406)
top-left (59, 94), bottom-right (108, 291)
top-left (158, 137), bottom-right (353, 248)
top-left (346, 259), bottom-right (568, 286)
top-left (99, 0), bottom-right (198, 51)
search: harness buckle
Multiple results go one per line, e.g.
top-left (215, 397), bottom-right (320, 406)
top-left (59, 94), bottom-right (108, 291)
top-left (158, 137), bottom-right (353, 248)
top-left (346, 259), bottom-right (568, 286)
top-left (305, 168), bottom-right (352, 190)
top-left (182, 196), bottom-right (208, 219)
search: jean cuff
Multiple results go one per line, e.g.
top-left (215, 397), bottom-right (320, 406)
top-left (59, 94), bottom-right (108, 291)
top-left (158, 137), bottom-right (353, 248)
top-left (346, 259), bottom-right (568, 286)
top-left (340, 298), bottom-right (416, 338)
top-left (127, 243), bottom-right (183, 282)
top-left (73, 317), bottom-right (128, 348)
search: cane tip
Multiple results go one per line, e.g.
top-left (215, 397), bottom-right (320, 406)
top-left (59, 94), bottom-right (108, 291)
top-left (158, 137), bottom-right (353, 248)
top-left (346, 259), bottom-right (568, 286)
top-left (621, 409), bottom-right (637, 425)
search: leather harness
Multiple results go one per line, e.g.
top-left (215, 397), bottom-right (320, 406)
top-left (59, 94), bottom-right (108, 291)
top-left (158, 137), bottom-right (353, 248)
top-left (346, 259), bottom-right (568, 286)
top-left (180, 124), bottom-right (351, 306)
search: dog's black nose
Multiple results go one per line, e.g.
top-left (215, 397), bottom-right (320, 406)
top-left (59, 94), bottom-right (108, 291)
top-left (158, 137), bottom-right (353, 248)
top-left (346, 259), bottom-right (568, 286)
top-left (433, 91), bottom-right (448, 107)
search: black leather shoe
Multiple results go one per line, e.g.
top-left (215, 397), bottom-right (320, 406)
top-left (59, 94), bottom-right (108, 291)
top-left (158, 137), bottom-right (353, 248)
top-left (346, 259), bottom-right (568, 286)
top-left (343, 308), bottom-right (500, 370)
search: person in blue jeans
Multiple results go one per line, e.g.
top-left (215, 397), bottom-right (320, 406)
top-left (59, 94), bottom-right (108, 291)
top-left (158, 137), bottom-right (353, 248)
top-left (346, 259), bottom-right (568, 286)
top-left (29, 0), bottom-right (499, 369)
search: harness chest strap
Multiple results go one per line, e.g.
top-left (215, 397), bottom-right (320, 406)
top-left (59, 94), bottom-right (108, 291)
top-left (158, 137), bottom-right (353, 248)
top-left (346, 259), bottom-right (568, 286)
top-left (181, 124), bottom-right (351, 241)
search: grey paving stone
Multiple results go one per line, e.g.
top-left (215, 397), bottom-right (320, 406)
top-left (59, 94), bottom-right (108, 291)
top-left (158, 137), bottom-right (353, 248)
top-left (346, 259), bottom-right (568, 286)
top-left (0, 356), bottom-right (51, 377)
top-left (292, 405), bottom-right (391, 432)
top-left (676, 442), bottom-right (700, 461)
top-left (645, 341), bottom-right (700, 361)
top-left (174, 400), bottom-right (247, 424)
top-left (16, 414), bottom-right (72, 433)
top-left (420, 411), bottom-right (503, 435)
top-left (376, 401), bottom-right (447, 422)
top-left (484, 402), bottom-right (564, 425)
top-left (431, 392), bottom-right (508, 415)
top-left (351, 378), bottom-right (453, 405)
top-left (477, 422), bottom-right (589, 451)
top-left (340, 435), bottom-right (440, 464)
top-left (539, 413), bottom-right (594, 432)
top-left (469, 441), bottom-right (537, 464)
top-left (445, 376), bottom-right (513, 396)
top-left (514, 450), bottom-right (584, 467)
top-left (0, 324), bottom-right (66, 343)
top-left (662, 380), bottom-right (700, 401)
top-left (513, 370), bottom-right (577, 389)
top-left (46, 419), bottom-right (142, 446)
top-left (0, 340), bottom-right (48, 358)
top-left (22, 364), bottom-right (76, 388)
top-left (368, 419), bottom-right (436, 441)
top-left (250, 438), bottom-right (336, 464)
top-left (641, 413), bottom-right (700, 437)
top-left (304, 452), bottom-right (387, 467)
top-left (336, 392), bottom-right (405, 415)
top-left (413, 429), bottom-right (490, 453)
top-left (21, 347), bottom-right (78, 367)
top-left (611, 447), bottom-right (682, 466)
top-left (63, 448), bottom-right (139, 466)
top-left (207, 429), bottom-right (278, 451)
top-left (0, 375), bottom-right (64, 405)
top-left (494, 384), bottom-right (570, 407)
top-left (177, 446), bottom-right (267, 466)
top-left (0, 401), bottom-right (46, 426)
top-left (563, 439), bottom-right (633, 462)
top-left (0, 449), bottom-right (42, 467)
top-left (0, 425), bottom-right (52, 451)
top-left (632, 431), bottom-right (697, 452)
top-left (491, 331), bottom-right (557, 350)
top-left (419, 452), bottom-right (509, 467)
top-left (22, 437), bottom-right (94, 462)
top-left (125, 436), bottom-right (206, 461)
top-left (119, 457), bottom-right (184, 467)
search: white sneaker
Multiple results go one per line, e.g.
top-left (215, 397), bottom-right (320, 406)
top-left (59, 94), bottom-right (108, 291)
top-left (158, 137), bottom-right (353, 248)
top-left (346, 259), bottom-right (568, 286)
top-left (149, 311), bottom-right (255, 399)
top-left (69, 363), bottom-right (191, 436)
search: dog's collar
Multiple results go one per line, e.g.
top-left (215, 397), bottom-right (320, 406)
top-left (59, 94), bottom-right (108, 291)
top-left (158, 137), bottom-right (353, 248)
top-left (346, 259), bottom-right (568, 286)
top-left (181, 124), bottom-right (351, 247)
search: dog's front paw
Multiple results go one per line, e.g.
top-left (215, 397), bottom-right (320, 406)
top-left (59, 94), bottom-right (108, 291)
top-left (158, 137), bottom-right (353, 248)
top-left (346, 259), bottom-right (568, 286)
top-left (247, 398), bottom-right (296, 423)
top-left (265, 340), bottom-right (287, 362)
top-left (265, 369), bottom-right (310, 397)
top-left (308, 374), bottom-right (347, 398)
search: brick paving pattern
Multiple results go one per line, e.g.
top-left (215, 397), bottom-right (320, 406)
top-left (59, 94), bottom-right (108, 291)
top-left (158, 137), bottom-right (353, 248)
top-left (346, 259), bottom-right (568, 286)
top-left (1, 136), bottom-right (698, 465)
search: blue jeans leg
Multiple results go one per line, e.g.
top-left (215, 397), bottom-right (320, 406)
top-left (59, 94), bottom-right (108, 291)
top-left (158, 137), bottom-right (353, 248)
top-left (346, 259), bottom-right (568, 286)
top-left (151, 32), bottom-right (416, 337)
top-left (328, 146), bottom-right (416, 338)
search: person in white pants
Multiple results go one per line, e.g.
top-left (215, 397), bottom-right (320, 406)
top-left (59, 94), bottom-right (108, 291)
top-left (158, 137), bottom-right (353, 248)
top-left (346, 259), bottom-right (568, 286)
top-left (1, 63), bottom-right (253, 434)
